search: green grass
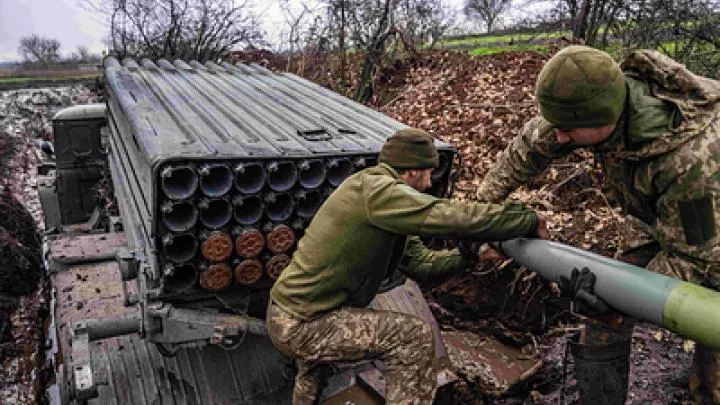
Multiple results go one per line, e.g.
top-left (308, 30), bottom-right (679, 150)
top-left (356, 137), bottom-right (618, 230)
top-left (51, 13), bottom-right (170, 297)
top-left (436, 31), bottom-right (570, 48)
top-left (469, 44), bottom-right (548, 56)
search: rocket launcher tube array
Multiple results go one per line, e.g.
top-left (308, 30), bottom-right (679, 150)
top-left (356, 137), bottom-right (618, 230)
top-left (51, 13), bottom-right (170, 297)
top-left (497, 238), bottom-right (720, 351)
top-left (198, 163), bottom-right (233, 197)
top-left (327, 158), bottom-right (354, 186)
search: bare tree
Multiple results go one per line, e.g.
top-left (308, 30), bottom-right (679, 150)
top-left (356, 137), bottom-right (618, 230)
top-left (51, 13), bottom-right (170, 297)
top-left (69, 46), bottom-right (102, 63)
top-left (464, 0), bottom-right (513, 33)
top-left (18, 35), bottom-right (61, 66)
top-left (83, 0), bottom-right (264, 61)
top-left (314, 0), bottom-right (452, 102)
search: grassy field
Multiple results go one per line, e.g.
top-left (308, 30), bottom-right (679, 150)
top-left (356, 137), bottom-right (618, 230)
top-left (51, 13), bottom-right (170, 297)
top-left (434, 31), bottom-right (565, 57)
top-left (436, 31), bottom-right (569, 48)
top-left (469, 43), bottom-right (547, 56)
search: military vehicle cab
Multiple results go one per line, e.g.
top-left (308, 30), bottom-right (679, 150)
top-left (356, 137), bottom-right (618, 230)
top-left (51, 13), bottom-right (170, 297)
top-left (39, 58), bottom-right (460, 404)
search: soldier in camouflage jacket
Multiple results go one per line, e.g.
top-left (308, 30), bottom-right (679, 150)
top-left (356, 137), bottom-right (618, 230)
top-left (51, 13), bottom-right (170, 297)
top-left (477, 45), bottom-right (720, 403)
top-left (267, 128), bottom-right (547, 405)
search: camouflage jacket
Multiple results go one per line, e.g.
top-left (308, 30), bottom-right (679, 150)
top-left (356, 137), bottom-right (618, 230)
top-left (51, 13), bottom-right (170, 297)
top-left (477, 50), bottom-right (720, 285)
top-left (271, 163), bottom-right (539, 320)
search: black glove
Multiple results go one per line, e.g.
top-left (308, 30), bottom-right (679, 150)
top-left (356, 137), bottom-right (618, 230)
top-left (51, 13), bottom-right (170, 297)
top-left (558, 267), bottom-right (610, 314)
top-left (458, 239), bottom-right (482, 262)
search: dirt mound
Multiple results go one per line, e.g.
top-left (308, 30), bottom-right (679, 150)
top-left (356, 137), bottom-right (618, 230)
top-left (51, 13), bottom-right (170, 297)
top-left (0, 85), bottom-right (100, 404)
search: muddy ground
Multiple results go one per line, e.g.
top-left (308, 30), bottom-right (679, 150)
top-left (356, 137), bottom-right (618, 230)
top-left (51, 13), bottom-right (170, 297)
top-left (0, 49), bottom-right (702, 404)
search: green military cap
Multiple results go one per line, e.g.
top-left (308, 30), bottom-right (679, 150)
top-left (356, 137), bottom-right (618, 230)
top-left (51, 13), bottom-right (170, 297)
top-left (380, 128), bottom-right (439, 169)
top-left (536, 45), bottom-right (627, 128)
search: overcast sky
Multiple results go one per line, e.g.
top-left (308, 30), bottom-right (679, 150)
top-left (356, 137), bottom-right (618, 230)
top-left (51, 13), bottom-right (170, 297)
top-left (0, 0), bottom-right (292, 62)
top-left (0, 0), bottom-right (477, 63)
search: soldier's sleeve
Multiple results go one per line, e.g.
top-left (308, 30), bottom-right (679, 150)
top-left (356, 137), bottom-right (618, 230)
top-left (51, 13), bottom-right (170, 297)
top-left (400, 236), bottom-right (473, 281)
top-left (476, 116), bottom-right (572, 203)
top-left (649, 142), bottom-right (720, 285)
top-left (365, 177), bottom-right (538, 242)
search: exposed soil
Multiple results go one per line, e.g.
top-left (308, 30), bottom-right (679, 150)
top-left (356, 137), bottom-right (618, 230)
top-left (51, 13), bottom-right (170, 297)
top-left (0, 86), bottom-right (101, 405)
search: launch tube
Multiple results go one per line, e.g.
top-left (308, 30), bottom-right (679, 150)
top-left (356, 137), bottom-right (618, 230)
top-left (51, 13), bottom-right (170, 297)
top-left (431, 153), bottom-right (451, 180)
top-left (198, 163), bottom-right (233, 197)
top-left (264, 192), bottom-right (294, 222)
top-left (162, 232), bottom-right (199, 263)
top-left (161, 165), bottom-right (198, 200)
top-left (198, 197), bottom-right (232, 229)
top-left (497, 238), bottom-right (720, 351)
top-left (297, 159), bottom-right (326, 189)
top-left (233, 195), bottom-right (264, 225)
top-left (295, 189), bottom-right (323, 219)
top-left (161, 200), bottom-right (198, 232)
top-left (163, 263), bottom-right (198, 293)
top-left (267, 161), bottom-right (298, 192)
top-left (326, 158), bottom-right (353, 187)
top-left (234, 162), bottom-right (266, 194)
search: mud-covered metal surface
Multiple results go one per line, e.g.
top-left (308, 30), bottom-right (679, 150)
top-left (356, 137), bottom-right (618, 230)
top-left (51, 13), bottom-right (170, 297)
top-left (48, 233), bottom-right (128, 266)
top-left (442, 330), bottom-right (542, 396)
top-left (48, 231), bottom-right (294, 404)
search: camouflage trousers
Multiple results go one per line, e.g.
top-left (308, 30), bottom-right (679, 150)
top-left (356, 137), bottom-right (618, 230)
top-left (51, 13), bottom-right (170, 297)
top-left (266, 302), bottom-right (438, 405)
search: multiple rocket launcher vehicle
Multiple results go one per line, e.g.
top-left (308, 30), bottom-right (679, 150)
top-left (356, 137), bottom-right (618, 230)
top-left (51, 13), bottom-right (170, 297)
top-left (38, 56), bottom-right (720, 404)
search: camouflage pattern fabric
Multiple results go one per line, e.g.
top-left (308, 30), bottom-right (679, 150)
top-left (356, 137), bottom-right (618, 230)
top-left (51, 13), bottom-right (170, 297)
top-left (267, 302), bottom-right (437, 405)
top-left (477, 50), bottom-right (720, 287)
top-left (476, 50), bottom-right (720, 402)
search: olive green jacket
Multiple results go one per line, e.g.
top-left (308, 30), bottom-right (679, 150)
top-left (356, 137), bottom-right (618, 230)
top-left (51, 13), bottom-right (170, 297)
top-left (271, 163), bottom-right (539, 319)
top-left (477, 50), bottom-right (720, 286)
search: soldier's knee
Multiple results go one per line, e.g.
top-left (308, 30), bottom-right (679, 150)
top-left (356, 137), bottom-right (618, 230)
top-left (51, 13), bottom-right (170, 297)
top-left (400, 317), bottom-right (435, 360)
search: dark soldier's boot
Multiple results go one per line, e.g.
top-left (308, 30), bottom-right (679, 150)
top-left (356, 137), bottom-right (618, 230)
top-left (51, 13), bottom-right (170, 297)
top-left (292, 361), bottom-right (332, 405)
top-left (689, 344), bottom-right (720, 404)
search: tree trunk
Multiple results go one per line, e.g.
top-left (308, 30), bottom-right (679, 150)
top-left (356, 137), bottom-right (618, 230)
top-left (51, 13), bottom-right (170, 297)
top-left (354, 0), bottom-right (393, 103)
top-left (572, 0), bottom-right (592, 41)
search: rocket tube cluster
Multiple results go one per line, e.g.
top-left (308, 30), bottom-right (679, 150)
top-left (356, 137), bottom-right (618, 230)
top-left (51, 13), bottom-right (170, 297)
top-left (157, 154), bottom-right (453, 293)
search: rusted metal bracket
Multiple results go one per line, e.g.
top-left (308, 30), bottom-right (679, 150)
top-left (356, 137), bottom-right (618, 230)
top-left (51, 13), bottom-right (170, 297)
top-left (145, 305), bottom-right (267, 346)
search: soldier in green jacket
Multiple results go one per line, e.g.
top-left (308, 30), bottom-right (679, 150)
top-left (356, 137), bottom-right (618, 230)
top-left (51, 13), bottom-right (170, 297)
top-left (267, 128), bottom-right (548, 405)
top-left (477, 45), bottom-right (720, 403)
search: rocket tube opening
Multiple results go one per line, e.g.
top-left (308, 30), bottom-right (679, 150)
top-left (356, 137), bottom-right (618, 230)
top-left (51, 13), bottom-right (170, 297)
top-left (161, 200), bottom-right (198, 232)
top-left (234, 162), bottom-right (266, 194)
top-left (267, 161), bottom-right (298, 192)
top-left (266, 254), bottom-right (291, 280)
top-left (234, 259), bottom-right (264, 285)
top-left (164, 232), bottom-right (199, 263)
top-left (326, 158), bottom-right (354, 186)
top-left (161, 165), bottom-right (198, 200)
top-left (199, 263), bottom-right (233, 292)
top-left (199, 163), bottom-right (233, 197)
top-left (235, 228), bottom-right (265, 258)
top-left (198, 198), bottom-right (232, 229)
top-left (164, 263), bottom-right (197, 293)
top-left (296, 189), bottom-right (323, 219)
top-left (431, 152), bottom-right (450, 180)
top-left (265, 192), bottom-right (294, 222)
top-left (365, 156), bottom-right (378, 167)
top-left (233, 195), bottom-right (264, 225)
top-left (297, 159), bottom-right (327, 189)
top-left (267, 224), bottom-right (296, 254)
top-left (200, 231), bottom-right (234, 262)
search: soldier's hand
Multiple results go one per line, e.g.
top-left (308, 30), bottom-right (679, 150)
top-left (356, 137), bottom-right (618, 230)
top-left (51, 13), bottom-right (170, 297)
top-left (558, 267), bottom-right (610, 314)
top-left (535, 214), bottom-right (550, 240)
top-left (478, 244), bottom-right (505, 262)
